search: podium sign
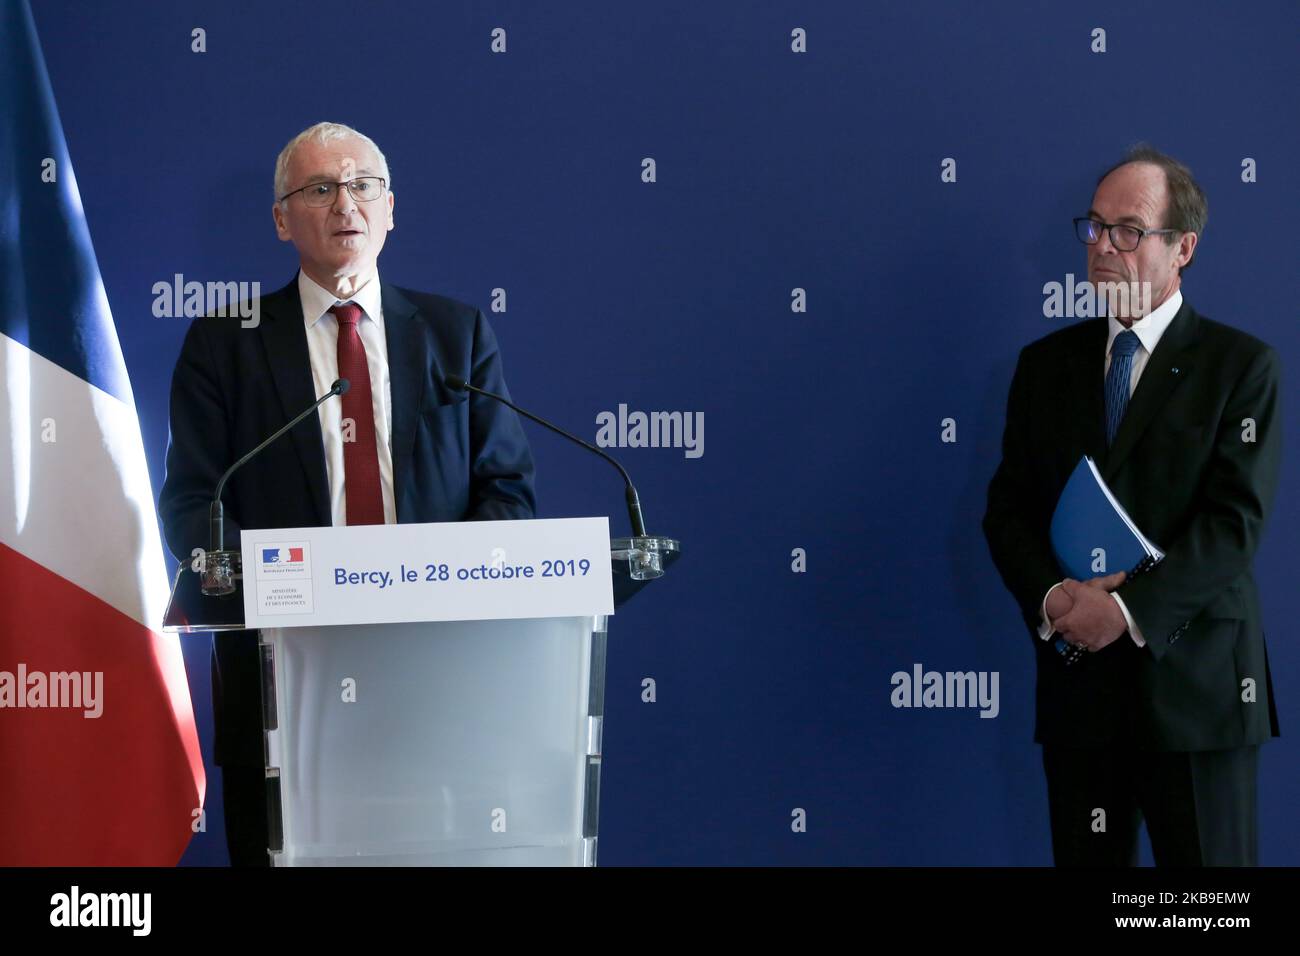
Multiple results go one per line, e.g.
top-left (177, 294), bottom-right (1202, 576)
top-left (241, 516), bottom-right (614, 628)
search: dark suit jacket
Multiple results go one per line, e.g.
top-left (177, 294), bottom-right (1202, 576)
top-left (159, 275), bottom-right (537, 765)
top-left (983, 298), bottom-right (1282, 751)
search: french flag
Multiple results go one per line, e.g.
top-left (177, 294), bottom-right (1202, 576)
top-left (263, 547), bottom-right (304, 564)
top-left (0, 0), bottom-right (205, 864)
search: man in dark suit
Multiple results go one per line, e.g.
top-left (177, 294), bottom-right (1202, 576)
top-left (983, 145), bottom-right (1282, 866)
top-left (159, 122), bottom-right (536, 865)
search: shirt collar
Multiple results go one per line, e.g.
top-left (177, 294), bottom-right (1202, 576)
top-left (1107, 288), bottom-right (1182, 358)
top-left (299, 269), bottom-right (384, 330)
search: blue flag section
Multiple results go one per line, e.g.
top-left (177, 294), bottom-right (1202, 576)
top-left (0, 0), bottom-right (129, 402)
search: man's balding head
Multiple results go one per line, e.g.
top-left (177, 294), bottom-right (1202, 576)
top-left (271, 122), bottom-right (395, 297)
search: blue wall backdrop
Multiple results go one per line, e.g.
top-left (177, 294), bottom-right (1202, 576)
top-left (27, 0), bottom-right (1298, 865)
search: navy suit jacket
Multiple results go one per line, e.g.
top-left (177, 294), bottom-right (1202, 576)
top-left (159, 275), bottom-right (536, 765)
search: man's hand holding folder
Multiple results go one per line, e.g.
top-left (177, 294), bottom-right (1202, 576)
top-left (1045, 456), bottom-right (1166, 661)
top-left (1048, 570), bottom-right (1129, 652)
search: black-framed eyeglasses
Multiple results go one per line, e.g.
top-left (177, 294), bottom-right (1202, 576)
top-left (1074, 217), bottom-right (1178, 252)
top-left (279, 176), bottom-right (387, 207)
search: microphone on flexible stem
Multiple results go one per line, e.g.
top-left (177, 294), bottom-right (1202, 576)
top-left (200, 378), bottom-right (349, 595)
top-left (443, 374), bottom-right (648, 538)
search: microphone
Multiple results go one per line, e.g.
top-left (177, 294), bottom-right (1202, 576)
top-left (444, 374), bottom-right (648, 538)
top-left (208, 378), bottom-right (349, 554)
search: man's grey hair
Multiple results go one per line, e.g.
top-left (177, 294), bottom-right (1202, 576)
top-left (274, 122), bottom-right (391, 202)
top-left (1098, 143), bottom-right (1207, 274)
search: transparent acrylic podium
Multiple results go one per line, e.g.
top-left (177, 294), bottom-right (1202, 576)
top-left (164, 532), bottom-right (678, 866)
top-left (262, 614), bottom-right (605, 865)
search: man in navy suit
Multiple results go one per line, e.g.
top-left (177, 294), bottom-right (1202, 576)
top-left (159, 122), bottom-right (536, 865)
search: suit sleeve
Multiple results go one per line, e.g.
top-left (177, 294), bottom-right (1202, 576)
top-left (983, 345), bottom-right (1068, 638)
top-left (158, 319), bottom-right (244, 562)
top-left (463, 309), bottom-right (537, 521)
top-left (1117, 346), bottom-right (1282, 661)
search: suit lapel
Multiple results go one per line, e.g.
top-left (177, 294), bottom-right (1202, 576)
top-left (381, 282), bottom-right (429, 519)
top-left (257, 277), bottom-right (330, 525)
top-left (1100, 299), bottom-right (1202, 484)
top-left (1063, 319), bottom-right (1109, 465)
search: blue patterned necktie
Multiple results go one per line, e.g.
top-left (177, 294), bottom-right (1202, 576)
top-left (1105, 329), bottom-right (1141, 446)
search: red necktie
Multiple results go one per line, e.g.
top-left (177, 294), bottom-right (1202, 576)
top-left (329, 303), bottom-right (385, 525)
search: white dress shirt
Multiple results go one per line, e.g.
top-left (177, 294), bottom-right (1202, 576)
top-left (298, 269), bottom-right (397, 526)
top-left (1038, 288), bottom-right (1184, 649)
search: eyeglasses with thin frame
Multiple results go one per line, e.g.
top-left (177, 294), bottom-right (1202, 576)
top-left (1074, 216), bottom-right (1178, 252)
top-left (279, 176), bottom-right (387, 207)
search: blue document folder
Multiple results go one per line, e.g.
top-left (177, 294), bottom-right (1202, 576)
top-left (1051, 456), bottom-right (1164, 581)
